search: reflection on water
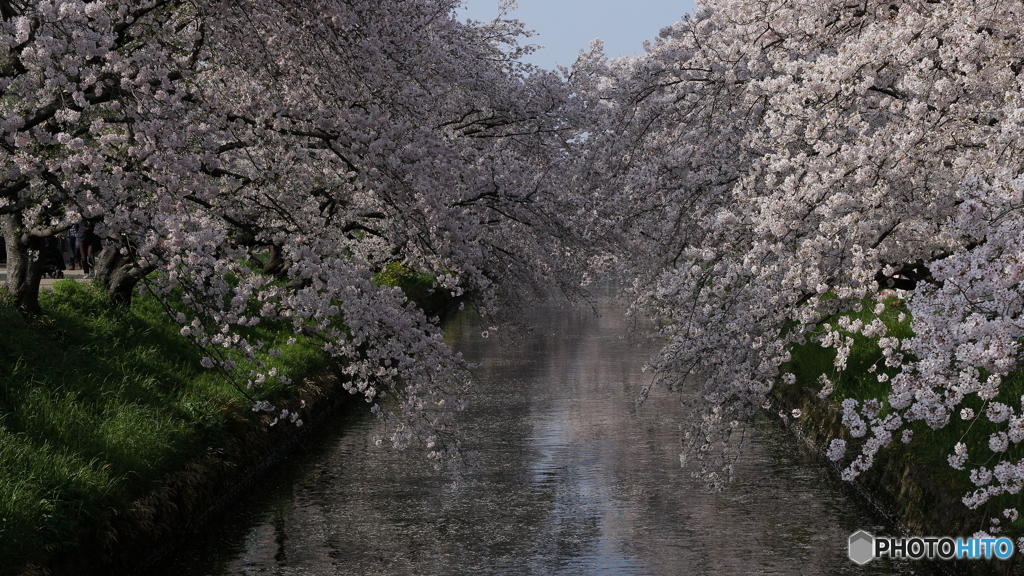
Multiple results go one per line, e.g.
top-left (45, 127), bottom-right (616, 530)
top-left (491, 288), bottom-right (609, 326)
top-left (150, 298), bottom-right (930, 575)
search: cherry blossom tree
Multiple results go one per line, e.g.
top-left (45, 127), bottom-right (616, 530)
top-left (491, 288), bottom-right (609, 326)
top-left (577, 0), bottom-right (1024, 513)
top-left (569, 4), bottom-right (766, 484)
top-left (1, 0), bottom-right (585, 459)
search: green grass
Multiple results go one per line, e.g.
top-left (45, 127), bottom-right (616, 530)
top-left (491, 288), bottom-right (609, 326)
top-left (0, 281), bottom-right (326, 574)
top-left (786, 296), bottom-right (1024, 537)
top-left (374, 261), bottom-right (455, 317)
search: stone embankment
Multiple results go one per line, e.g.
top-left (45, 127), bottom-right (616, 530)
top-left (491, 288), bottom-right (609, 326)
top-left (37, 374), bottom-right (354, 576)
top-left (770, 385), bottom-right (1020, 576)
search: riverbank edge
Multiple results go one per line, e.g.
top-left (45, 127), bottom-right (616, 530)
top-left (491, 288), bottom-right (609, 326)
top-left (770, 384), bottom-right (1020, 575)
top-left (6, 270), bottom-right (466, 576)
top-left (29, 371), bottom-right (358, 576)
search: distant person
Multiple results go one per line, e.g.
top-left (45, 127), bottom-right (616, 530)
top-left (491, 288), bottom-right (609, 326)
top-left (66, 226), bottom-right (79, 270)
top-left (77, 218), bottom-right (101, 278)
top-left (41, 235), bottom-right (66, 278)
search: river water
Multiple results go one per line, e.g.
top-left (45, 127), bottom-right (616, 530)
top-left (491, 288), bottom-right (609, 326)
top-left (150, 298), bottom-right (929, 575)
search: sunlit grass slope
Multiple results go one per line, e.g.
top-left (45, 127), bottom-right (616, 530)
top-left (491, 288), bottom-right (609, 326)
top-left (0, 281), bottom-right (326, 575)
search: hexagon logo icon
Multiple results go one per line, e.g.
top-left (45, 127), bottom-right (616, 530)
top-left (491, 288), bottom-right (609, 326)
top-left (849, 530), bottom-right (875, 565)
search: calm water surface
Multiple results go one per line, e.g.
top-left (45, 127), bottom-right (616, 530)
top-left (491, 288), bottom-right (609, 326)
top-left (150, 299), bottom-right (928, 575)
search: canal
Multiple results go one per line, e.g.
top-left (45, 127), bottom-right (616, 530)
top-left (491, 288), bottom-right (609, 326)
top-left (149, 297), bottom-right (927, 575)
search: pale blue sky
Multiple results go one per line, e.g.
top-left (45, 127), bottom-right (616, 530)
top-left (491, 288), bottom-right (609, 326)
top-left (458, 0), bottom-right (699, 70)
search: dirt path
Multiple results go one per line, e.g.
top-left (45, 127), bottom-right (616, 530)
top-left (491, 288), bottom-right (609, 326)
top-left (0, 266), bottom-right (90, 290)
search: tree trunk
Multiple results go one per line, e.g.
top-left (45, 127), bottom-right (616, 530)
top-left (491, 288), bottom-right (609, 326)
top-left (2, 213), bottom-right (44, 315)
top-left (95, 243), bottom-right (155, 307)
top-left (264, 243), bottom-right (289, 276)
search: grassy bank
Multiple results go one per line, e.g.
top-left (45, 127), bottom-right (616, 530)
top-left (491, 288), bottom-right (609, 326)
top-left (0, 281), bottom-right (328, 576)
top-left (778, 296), bottom-right (1024, 573)
top-left (0, 260), bottom-right (456, 576)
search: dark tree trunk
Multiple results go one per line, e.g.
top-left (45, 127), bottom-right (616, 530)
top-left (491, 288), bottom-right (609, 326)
top-left (264, 244), bottom-right (289, 276)
top-left (95, 243), bottom-right (155, 307)
top-left (2, 213), bottom-right (44, 315)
